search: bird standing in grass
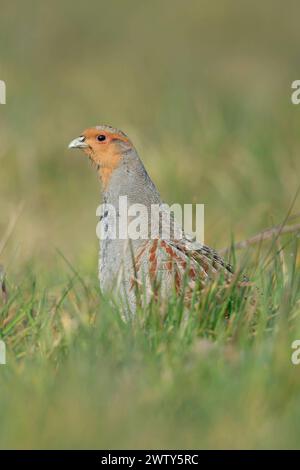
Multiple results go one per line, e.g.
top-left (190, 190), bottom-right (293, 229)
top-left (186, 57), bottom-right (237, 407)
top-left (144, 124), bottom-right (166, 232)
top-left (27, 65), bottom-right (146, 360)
top-left (69, 126), bottom-right (233, 315)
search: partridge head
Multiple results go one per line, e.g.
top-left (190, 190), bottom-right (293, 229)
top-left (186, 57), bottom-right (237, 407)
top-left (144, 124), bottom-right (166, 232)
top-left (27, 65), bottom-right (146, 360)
top-left (69, 126), bottom-right (136, 190)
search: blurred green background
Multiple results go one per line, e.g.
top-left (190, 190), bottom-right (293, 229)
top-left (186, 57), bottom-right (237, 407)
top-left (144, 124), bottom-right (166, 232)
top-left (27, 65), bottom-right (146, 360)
top-left (1, 0), bottom-right (300, 450)
top-left (1, 0), bottom-right (300, 279)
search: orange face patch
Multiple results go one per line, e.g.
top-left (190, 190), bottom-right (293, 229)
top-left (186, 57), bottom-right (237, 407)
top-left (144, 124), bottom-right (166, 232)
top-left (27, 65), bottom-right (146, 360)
top-left (81, 128), bottom-right (131, 189)
top-left (95, 145), bottom-right (122, 190)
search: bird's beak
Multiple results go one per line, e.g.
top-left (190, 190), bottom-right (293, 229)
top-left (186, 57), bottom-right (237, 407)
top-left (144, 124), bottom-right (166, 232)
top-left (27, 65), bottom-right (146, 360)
top-left (68, 136), bottom-right (89, 149)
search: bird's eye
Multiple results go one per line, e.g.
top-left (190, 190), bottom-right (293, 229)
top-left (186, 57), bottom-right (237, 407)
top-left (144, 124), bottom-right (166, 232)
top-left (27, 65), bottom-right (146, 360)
top-left (97, 134), bottom-right (106, 142)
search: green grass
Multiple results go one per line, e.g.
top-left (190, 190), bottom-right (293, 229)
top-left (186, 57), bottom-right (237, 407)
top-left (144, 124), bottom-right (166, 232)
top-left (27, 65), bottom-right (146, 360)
top-left (1, 239), bottom-right (300, 449)
top-left (1, 0), bottom-right (300, 449)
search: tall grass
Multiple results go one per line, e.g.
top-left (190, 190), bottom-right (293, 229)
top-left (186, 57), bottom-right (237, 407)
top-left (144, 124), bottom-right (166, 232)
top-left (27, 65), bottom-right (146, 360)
top-left (0, 238), bottom-right (300, 449)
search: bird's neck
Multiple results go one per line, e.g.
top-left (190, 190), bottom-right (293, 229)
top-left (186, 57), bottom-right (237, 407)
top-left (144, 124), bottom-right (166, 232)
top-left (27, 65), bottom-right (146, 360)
top-left (98, 155), bottom-right (162, 289)
top-left (101, 153), bottom-right (161, 208)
